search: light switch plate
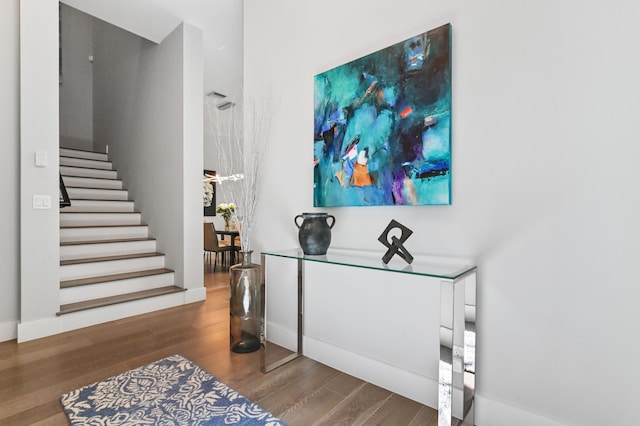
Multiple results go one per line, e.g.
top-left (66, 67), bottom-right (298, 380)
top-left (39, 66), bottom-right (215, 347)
top-left (35, 150), bottom-right (47, 167)
top-left (33, 195), bottom-right (51, 209)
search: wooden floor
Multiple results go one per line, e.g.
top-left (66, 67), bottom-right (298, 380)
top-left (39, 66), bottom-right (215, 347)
top-left (0, 261), bottom-right (437, 426)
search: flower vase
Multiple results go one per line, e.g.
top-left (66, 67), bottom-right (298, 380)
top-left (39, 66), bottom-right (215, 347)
top-left (229, 251), bottom-right (263, 353)
top-left (224, 217), bottom-right (232, 231)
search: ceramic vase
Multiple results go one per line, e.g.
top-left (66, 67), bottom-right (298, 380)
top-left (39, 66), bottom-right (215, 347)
top-left (294, 212), bottom-right (335, 255)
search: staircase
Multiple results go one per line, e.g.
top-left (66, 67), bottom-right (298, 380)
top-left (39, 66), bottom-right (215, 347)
top-left (58, 147), bottom-right (185, 327)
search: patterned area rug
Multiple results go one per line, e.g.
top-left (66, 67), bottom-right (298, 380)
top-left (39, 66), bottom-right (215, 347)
top-left (60, 354), bottom-right (286, 425)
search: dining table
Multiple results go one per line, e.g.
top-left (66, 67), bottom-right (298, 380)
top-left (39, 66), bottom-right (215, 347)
top-left (215, 229), bottom-right (241, 265)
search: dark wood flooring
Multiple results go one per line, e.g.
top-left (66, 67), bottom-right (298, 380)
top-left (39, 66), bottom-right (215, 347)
top-left (0, 261), bottom-right (437, 425)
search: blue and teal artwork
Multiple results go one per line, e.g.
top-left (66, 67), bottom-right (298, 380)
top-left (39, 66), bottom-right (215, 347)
top-left (314, 23), bottom-right (452, 207)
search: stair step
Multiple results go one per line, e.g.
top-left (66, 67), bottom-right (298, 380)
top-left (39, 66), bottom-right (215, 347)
top-left (66, 187), bottom-right (129, 201)
top-left (60, 239), bottom-right (158, 261)
top-left (60, 156), bottom-right (113, 170)
top-left (63, 199), bottom-right (135, 213)
top-left (60, 224), bottom-right (150, 243)
top-left (60, 252), bottom-right (166, 281)
top-left (61, 251), bottom-right (164, 266)
top-left (60, 223), bottom-right (148, 229)
top-left (60, 269), bottom-right (176, 304)
top-left (62, 175), bottom-right (123, 190)
top-left (61, 166), bottom-right (117, 180)
top-left (57, 149), bottom-right (186, 327)
top-left (60, 212), bottom-right (142, 226)
top-left (57, 286), bottom-right (185, 315)
top-left (60, 147), bottom-right (109, 162)
top-left (61, 268), bottom-right (174, 288)
top-left (61, 237), bottom-right (153, 246)
top-left (57, 291), bottom-right (186, 333)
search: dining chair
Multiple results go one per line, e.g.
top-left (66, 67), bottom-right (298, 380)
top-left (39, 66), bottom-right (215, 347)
top-left (203, 222), bottom-right (233, 271)
top-left (213, 222), bottom-right (242, 264)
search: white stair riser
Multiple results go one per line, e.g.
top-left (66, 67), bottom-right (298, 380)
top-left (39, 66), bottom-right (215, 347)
top-left (63, 200), bottom-right (134, 213)
top-left (60, 157), bottom-right (112, 170)
top-left (61, 240), bottom-right (157, 261)
top-left (56, 150), bottom-right (187, 330)
top-left (60, 148), bottom-right (108, 162)
top-left (66, 187), bottom-right (129, 201)
top-left (61, 256), bottom-right (166, 281)
top-left (61, 166), bottom-right (117, 180)
top-left (62, 176), bottom-right (123, 190)
top-left (60, 273), bottom-right (175, 304)
top-left (59, 292), bottom-right (185, 333)
top-left (61, 226), bottom-right (149, 243)
top-left (61, 213), bottom-right (142, 226)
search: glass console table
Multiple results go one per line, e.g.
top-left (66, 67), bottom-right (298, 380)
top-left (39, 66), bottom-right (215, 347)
top-left (261, 248), bottom-right (477, 426)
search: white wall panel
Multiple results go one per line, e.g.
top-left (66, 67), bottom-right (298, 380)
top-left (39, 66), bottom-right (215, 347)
top-left (244, 0), bottom-right (640, 424)
top-left (0, 0), bottom-right (20, 342)
top-left (18, 0), bottom-right (60, 339)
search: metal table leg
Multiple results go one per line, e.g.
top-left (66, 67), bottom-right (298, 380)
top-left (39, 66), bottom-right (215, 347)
top-left (439, 270), bottom-right (476, 426)
top-left (260, 255), bottom-right (304, 373)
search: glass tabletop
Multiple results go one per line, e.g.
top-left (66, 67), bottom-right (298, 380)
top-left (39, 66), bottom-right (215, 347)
top-left (261, 248), bottom-right (476, 280)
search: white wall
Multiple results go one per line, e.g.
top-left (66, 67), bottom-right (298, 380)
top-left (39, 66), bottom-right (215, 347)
top-left (93, 21), bottom-right (204, 298)
top-left (181, 23), bottom-right (205, 301)
top-left (244, 0), bottom-right (640, 425)
top-left (0, 0), bottom-right (20, 342)
top-left (18, 0), bottom-right (61, 341)
top-left (59, 4), bottom-right (94, 150)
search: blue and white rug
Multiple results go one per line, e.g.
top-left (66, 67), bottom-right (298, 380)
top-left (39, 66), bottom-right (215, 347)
top-left (60, 354), bottom-right (286, 425)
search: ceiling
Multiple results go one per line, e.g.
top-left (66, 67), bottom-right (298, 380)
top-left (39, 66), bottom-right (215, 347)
top-left (61, 0), bottom-right (243, 100)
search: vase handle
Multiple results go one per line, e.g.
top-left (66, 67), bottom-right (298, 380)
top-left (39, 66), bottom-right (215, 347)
top-left (294, 215), bottom-right (304, 229)
top-left (326, 215), bottom-right (335, 229)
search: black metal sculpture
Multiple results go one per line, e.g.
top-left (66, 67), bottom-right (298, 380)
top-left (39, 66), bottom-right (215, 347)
top-left (378, 219), bottom-right (414, 264)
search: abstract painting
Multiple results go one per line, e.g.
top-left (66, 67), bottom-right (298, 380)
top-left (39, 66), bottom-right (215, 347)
top-left (314, 23), bottom-right (452, 207)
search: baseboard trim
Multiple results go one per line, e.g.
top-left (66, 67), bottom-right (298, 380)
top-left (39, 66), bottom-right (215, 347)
top-left (184, 287), bottom-right (206, 304)
top-left (0, 320), bottom-right (18, 342)
top-left (305, 335), bottom-right (439, 409)
top-left (265, 324), bottom-right (437, 407)
top-left (475, 395), bottom-right (566, 426)
top-left (266, 323), bottom-right (566, 426)
top-left (17, 317), bottom-right (61, 342)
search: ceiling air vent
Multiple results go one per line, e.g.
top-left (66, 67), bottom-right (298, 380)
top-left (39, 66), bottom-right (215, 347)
top-left (217, 101), bottom-right (235, 110)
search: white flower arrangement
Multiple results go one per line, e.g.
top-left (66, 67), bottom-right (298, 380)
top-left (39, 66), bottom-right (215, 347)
top-left (216, 202), bottom-right (236, 221)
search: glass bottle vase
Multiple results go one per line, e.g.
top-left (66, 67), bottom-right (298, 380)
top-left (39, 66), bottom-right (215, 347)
top-left (229, 251), bottom-right (263, 353)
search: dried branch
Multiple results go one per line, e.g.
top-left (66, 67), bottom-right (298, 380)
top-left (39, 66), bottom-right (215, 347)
top-left (206, 96), bottom-right (273, 255)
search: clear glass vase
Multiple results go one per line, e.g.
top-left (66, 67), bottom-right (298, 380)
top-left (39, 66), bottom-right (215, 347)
top-left (229, 251), bottom-right (263, 353)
